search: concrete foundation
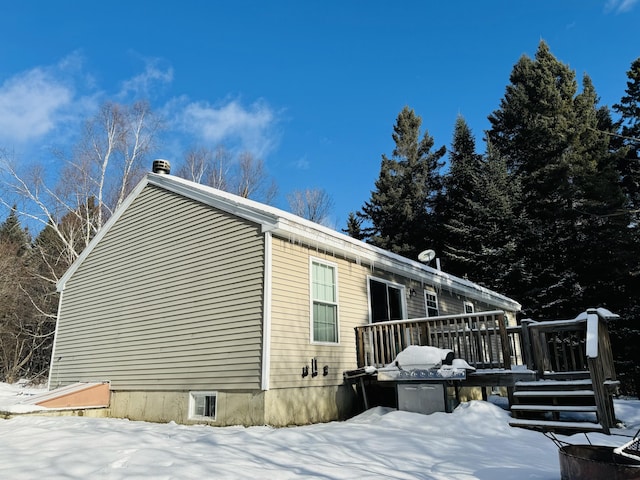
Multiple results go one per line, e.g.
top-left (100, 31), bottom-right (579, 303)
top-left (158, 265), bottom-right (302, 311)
top-left (104, 384), bottom-right (358, 427)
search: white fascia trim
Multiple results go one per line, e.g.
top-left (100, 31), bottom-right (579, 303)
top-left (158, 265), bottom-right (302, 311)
top-left (261, 231), bottom-right (273, 391)
top-left (47, 289), bottom-right (64, 390)
top-left (148, 173), bottom-right (280, 232)
top-left (56, 177), bottom-right (151, 292)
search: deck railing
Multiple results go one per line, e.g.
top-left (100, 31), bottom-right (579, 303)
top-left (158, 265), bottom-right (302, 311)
top-left (355, 311), bottom-right (513, 369)
top-left (354, 308), bottom-right (619, 430)
top-left (522, 317), bottom-right (589, 373)
top-left (521, 308), bottom-right (619, 430)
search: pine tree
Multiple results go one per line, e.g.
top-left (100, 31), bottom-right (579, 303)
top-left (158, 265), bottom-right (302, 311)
top-left (342, 212), bottom-right (365, 240)
top-left (472, 142), bottom-right (524, 294)
top-left (439, 116), bottom-right (483, 278)
top-left (0, 205), bottom-right (30, 253)
top-left (613, 57), bottom-right (640, 219)
top-left (487, 41), bottom-right (628, 318)
top-left (0, 208), bottom-right (50, 382)
top-left (361, 106), bottom-right (446, 260)
top-left (610, 57), bottom-right (640, 396)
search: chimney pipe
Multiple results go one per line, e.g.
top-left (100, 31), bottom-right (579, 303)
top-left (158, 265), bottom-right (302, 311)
top-left (152, 159), bottom-right (171, 174)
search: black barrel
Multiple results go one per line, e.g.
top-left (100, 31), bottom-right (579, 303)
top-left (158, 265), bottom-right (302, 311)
top-left (559, 444), bottom-right (640, 480)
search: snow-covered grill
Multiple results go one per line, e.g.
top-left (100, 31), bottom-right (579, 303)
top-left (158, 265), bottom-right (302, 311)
top-left (343, 346), bottom-right (476, 415)
top-left (375, 345), bottom-right (474, 383)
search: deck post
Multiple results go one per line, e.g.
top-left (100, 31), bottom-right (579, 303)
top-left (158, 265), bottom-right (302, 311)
top-left (520, 319), bottom-right (536, 370)
top-left (497, 312), bottom-right (512, 369)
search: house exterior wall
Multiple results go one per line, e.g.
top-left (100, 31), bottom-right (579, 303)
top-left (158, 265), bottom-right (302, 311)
top-left (49, 185), bottom-right (266, 394)
top-left (268, 239), bottom-right (367, 390)
top-left (267, 236), bottom-right (514, 392)
top-left (48, 176), bottom-right (519, 427)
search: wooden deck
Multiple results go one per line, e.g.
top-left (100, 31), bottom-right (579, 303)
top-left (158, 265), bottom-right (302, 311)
top-left (350, 308), bottom-right (620, 434)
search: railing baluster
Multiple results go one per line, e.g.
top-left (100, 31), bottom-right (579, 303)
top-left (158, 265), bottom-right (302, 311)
top-left (353, 310), bottom-right (520, 370)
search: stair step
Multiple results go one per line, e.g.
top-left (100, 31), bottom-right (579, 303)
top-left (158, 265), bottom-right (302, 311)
top-left (515, 379), bottom-right (592, 388)
top-left (509, 418), bottom-right (604, 433)
top-left (542, 371), bottom-right (591, 381)
top-left (513, 389), bottom-right (594, 397)
top-left (511, 404), bottom-right (598, 413)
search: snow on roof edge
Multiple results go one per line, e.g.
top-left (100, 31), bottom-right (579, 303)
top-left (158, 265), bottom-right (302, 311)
top-left (149, 173), bottom-right (521, 311)
top-left (56, 172), bottom-right (520, 311)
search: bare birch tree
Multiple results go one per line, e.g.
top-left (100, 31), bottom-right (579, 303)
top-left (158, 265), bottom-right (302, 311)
top-left (287, 188), bottom-right (334, 224)
top-left (0, 100), bottom-right (161, 265)
top-left (177, 145), bottom-right (231, 191)
top-left (234, 152), bottom-right (278, 203)
top-left (0, 101), bottom-right (160, 381)
top-left (175, 147), bottom-right (278, 204)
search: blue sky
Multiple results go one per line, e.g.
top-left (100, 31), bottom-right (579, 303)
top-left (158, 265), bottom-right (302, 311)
top-left (1, 1), bottom-right (639, 230)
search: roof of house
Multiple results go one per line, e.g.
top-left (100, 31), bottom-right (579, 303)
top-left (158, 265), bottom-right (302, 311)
top-left (57, 172), bottom-right (522, 312)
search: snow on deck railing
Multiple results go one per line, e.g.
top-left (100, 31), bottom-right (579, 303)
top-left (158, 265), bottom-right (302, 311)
top-left (586, 310), bottom-right (599, 359)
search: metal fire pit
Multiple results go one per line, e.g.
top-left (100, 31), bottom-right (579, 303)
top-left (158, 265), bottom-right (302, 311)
top-left (559, 444), bottom-right (640, 480)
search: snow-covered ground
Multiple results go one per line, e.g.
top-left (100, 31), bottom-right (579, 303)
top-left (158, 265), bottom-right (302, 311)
top-left (1, 382), bottom-right (639, 479)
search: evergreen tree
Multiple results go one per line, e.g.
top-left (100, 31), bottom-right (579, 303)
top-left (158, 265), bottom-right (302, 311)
top-left (439, 116), bottom-right (483, 277)
top-left (613, 57), bottom-right (640, 219)
top-left (611, 57), bottom-right (640, 396)
top-left (0, 209), bottom-right (50, 382)
top-left (472, 142), bottom-right (524, 294)
top-left (342, 212), bottom-right (365, 240)
top-left (0, 205), bottom-right (30, 253)
top-left (361, 106), bottom-right (446, 260)
top-left (487, 41), bottom-right (629, 318)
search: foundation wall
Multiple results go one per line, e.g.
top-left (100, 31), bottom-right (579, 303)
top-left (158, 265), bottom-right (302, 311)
top-left (264, 385), bottom-right (358, 426)
top-left (102, 385), bottom-right (357, 427)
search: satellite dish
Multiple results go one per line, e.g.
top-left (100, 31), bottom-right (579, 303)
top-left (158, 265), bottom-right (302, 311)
top-left (418, 249), bottom-right (436, 263)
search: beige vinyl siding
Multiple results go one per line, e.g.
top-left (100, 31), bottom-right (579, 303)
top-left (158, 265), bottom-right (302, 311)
top-left (268, 238), bottom-right (513, 390)
top-left (50, 185), bottom-right (265, 391)
top-left (269, 238), bottom-right (369, 389)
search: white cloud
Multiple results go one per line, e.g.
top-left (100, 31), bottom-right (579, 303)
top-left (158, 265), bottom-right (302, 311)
top-left (0, 68), bottom-right (73, 144)
top-left (179, 98), bottom-right (278, 158)
top-left (293, 156), bottom-right (310, 170)
top-left (604, 0), bottom-right (638, 13)
top-left (118, 58), bottom-right (173, 100)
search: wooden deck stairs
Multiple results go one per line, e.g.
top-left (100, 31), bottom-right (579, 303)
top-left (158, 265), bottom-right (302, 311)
top-left (509, 371), bottom-right (608, 434)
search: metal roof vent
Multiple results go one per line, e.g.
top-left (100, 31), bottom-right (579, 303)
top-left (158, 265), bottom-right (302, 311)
top-left (152, 159), bottom-right (171, 174)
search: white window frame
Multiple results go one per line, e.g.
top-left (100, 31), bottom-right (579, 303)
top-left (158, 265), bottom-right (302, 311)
top-left (464, 301), bottom-right (475, 314)
top-left (424, 290), bottom-right (439, 317)
top-left (367, 276), bottom-right (407, 323)
top-left (189, 391), bottom-right (217, 421)
top-left (310, 257), bottom-right (340, 345)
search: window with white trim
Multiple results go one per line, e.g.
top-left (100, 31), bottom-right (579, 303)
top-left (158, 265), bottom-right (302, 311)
top-left (369, 277), bottom-right (405, 322)
top-left (189, 391), bottom-right (217, 420)
top-left (464, 301), bottom-right (475, 314)
top-left (425, 291), bottom-right (439, 317)
top-left (311, 260), bottom-right (339, 343)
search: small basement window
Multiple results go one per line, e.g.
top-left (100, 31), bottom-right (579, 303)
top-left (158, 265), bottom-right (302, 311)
top-left (189, 391), bottom-right (217, 420)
